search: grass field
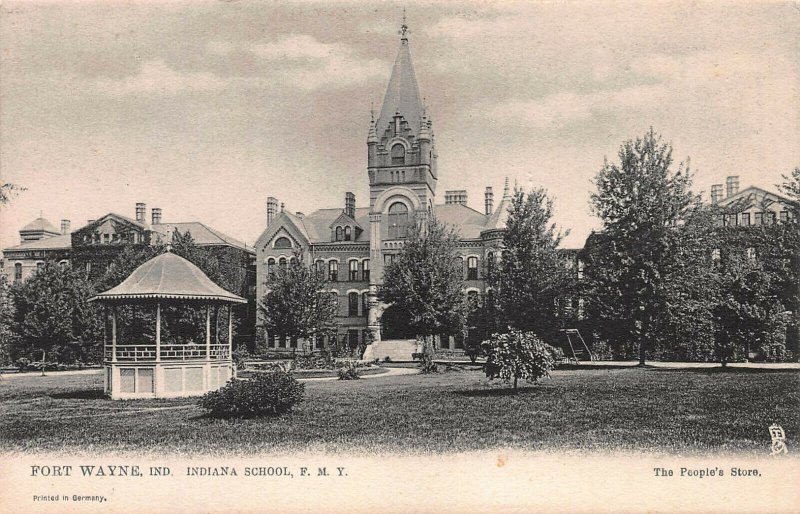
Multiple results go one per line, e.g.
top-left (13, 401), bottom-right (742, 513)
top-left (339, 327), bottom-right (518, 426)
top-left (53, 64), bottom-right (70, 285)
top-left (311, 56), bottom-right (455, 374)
top-left (0, 366), bottom-right (797, 456)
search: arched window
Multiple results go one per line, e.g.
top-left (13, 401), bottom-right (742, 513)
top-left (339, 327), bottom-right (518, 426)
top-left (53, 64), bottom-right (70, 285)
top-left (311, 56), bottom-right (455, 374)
top-left (349, 260), bottom-right (359, 281)
top-left (330, 291), bottom-right (339, 310)
top-left (279, 257), bottom-right (287, 272)
top-left (59, 260), bottom-right (70, 270)
top-left (344, 226), bottom-right (352, 241)
top-left (467, 256), bottom-right (479, 280)
top-left (361, 259), bottom-right (370, 282)
top-left (362, 292), bottom-right (369, 317)
top-left (335, 227), bottom-right (343, 241)
top-left (267, 258), bottom-right (276, 280)
top-left (453, 256), bottom-right (464, 279)
top-left (391, 143), bottom-right (405, 165)
top-left (274, 237), bottom-right (292, 249)
top-left (348, 292), bottom-right (359, 317)
top-left (14, 263), bottom-right (22, 282)
top-left (388, 202), bottom-right (410, 239)
top-left (315, 259), bottom-right (325, 276)
top-left (328, 260), bottom-right (338, 282)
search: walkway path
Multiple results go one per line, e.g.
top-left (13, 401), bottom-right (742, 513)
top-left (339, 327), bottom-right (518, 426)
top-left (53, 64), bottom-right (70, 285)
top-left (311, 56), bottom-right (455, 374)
top-left (298, 365), bottom-right (420, 382)
top-left (574, 361), bottom-right (800, 369)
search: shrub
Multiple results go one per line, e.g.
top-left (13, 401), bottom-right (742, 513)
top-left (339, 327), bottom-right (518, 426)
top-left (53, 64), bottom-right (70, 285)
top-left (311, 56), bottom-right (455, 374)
top-left (337, 362), bottom-right (361, 380)
top-left (464, 345), bottom-right (483, 363)
top-left (481, 330), bottom-right (556, 390)
top-left (198, 370), bottom-right (304, 418)
top-left (418, 342), bottom-right (439, 373)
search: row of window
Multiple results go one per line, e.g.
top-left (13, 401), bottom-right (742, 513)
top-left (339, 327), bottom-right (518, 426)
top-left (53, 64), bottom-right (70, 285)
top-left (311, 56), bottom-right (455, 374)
top-left (12, 260), bottom-right (69, 281)
top-left (334, 226), bottom-right (354, 241)
top-left (718, 210), bottom-right (791, 227)
top-left (82, 232), bottom-right (143, 245)
top-left (265, 258), bottom-right (371, 283)
top-left (266, 329), bottom-right (371, 351)
top-left (711, 247), bottom-right (758, 264)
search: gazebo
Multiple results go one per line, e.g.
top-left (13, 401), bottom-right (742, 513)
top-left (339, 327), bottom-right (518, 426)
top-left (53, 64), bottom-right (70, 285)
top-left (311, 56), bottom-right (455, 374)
top-left (90, 251), bottom-right (247, 399)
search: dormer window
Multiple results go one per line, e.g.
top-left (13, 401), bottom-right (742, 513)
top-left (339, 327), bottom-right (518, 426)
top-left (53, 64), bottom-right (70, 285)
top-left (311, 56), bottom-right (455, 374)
top-left (344, 226), bottom-right (352, 241)
top-left (391, 143), bottom-right (405, 165)
top-left (335, 227), bottom-right (343, 241)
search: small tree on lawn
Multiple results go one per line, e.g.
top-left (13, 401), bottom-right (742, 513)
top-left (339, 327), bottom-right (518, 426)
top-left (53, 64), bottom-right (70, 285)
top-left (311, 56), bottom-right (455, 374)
top-left (378, 216), bottom-right (466, 359)
top-left (258, 250), bottom-right (338, 355)
top-left (488, 187), bottom-right (570, 339)
top-left (0, 275), bottom-right (17, 367)
top-left (481, 330), bottom-right (556, 390)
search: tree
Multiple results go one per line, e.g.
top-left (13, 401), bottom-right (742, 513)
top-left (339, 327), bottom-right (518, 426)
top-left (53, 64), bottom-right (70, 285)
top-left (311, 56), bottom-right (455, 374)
top-left (589, 128), bottom-right (703, 365)
top-left (10, 262), bottom-right (102, 363)
top-left (258, 250), bottom-right (338, 353)
top-left (777, 167), bottom-right (800, 217)
top-left (0, 275), bottom-right (17, 366)
top-left (488, 187), bottom-right (570, 340)
top-left (0, 183), bottom-right (26, 205)
top-left (481, 330), bottom-right (556, 390)
top-left (378, 216), bottom-right (466, 352)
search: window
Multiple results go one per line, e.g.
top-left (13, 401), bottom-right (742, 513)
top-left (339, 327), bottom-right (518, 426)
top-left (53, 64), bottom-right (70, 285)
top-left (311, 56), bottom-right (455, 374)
top-left (740, 212), bottom-right (751, 226)
top-left (328, 260), bottom-right (338, 282)
top-left (391, 144), bottom-right (405, 165)
top-left (348, 292), bottom-right (359, 316)
top-left (59, 260), bottom-right (69, 270)
top-left (103, 233), bottom-right (110, 244)
top-left (384, 254), bottom-right (395, 266)
top-left (486, 252), bottom-right (494, 277)
top-left (36, 262), bottom-right (45, 271)
top-left (349, 260), bottom-right (359, 281)
top-left (335, 227), bottom-right (343, 241)
top-left (453, 256), bottom-right (464, 279)
top-left (85, 262), bottom-right (92, 275)
top-left (766, 212), bottom-right (776, 225)
top-left (267, 258), bottom-right (276, 281)
top-left (274, 237), bottom-right (292, 249)
top-left (14, 263), bottom-right (22, 282)
top-left (754, 212), bottom-right (763, 225)
top-left (348, 330), bottom-right (359, 350)
top-left (780, 211), bottom-right (789, 223)
top-left (466, 290), bottom-right (479, 310)
top-left (362, 293), bottom-right (369, 317)
top-left (279, 257), bottom-right (287, 272)
top-left (467, 256), bottom-right (479, 280)
top-left (388, 202), bottom-right (409, 239)
top-left (344, 226), bottom-right (352, 241)
top-left (315, 259), bottom-right (325, 276)
top-left (577, 298), bottom-right (585, 320)
top-left (362, 259), bottom-right (370, 282)
top-left (330, 292), bottom-right (339, 312)
top-left (577, 259), bottom-right (585, 280)
top-left (746, 247), bottom-right (757, 265)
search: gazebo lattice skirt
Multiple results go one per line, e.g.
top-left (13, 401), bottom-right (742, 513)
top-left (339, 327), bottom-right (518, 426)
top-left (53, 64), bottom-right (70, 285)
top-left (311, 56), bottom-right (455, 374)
top-left (104, 356), bottom-right (233, 399)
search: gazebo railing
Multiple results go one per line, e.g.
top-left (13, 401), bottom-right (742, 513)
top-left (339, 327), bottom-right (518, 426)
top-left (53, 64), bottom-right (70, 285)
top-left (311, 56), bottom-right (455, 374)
top-left (105, 344), bottom-right (231, 362)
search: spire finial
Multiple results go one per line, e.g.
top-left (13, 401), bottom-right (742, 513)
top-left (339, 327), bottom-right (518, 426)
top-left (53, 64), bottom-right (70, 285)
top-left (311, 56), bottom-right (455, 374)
top-left (399, 8), bottom-right (408, 41)
top-left (370, 100), bottom-right (375, 122)
top-left (503, 177), bottom-right (510, 198)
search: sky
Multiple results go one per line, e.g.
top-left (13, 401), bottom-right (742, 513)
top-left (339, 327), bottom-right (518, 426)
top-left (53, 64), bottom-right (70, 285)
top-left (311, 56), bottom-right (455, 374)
top-left (1, 0), bottom-right (798, 251)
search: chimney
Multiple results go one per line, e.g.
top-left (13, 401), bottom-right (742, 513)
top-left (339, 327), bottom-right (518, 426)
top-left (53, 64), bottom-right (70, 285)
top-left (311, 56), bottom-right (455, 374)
top-left (726, 176), bottom-right (739, 198)
top-left (345, 192), bottom-right (356, 218)
top-left (135, 202), bottom-right (146, 223)
top-left (710, 184), bottom-right (723, 204)
top-left (266, 197), bottom-right (279, 225)
top-left (60, 219), bottom-right (71, 235)
top-left (151, 207), bottom-right (162, 225)
top-left (485, 187), bottom-right (494, 215)
top-left (444, 190), bottom-right (468, 206)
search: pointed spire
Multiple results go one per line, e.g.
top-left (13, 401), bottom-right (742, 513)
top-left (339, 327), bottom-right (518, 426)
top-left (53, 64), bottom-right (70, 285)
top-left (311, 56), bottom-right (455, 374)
top-left (377, 10), bottom-right (424, 138)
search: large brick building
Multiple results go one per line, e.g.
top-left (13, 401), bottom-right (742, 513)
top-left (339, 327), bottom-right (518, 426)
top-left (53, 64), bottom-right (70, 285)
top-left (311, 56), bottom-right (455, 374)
top-left (254, 23), bottom-right (534, 353)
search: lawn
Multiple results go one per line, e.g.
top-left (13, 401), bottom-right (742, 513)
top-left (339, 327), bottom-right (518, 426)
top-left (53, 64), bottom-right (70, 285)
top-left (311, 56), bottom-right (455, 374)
top-left (0, 366), bottom-right (797, 456)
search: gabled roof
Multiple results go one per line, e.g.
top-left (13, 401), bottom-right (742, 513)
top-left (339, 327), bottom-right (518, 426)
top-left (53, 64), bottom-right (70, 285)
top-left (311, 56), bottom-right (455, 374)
top-left (20, 217), bottom-right (60, 234)
top-left (77, 212), bottom-right (147, 232)
top-left (301, 207), bottom-right (371, 243)
top-left (328, 211), bottom-right (364, 232)
top-left (717, 186), bottom-right (791, 209)
top-left (376, 35), bottom-right (423, 138)
top-left (90, 252), bottom-right (246, 303)
top-left (3, 233), bottom-right (72, 252)
top-left (153, 222), bottom-right (252, 253)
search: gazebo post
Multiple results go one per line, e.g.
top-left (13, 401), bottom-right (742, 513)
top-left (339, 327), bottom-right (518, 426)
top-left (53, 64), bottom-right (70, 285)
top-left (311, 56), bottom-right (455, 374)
top-left (206, 305), bottom-right (211, 361)
top-left (111, 306), bottom-right (118, 363)
top-left (155, 302), bottom-right (161, 362)
top-left (228, 305), bottom-right (233, 360)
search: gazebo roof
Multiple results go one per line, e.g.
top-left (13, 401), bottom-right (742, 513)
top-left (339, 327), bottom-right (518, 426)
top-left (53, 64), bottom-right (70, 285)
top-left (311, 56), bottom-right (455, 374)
top-left (90, 252), bottom-right (247, 303)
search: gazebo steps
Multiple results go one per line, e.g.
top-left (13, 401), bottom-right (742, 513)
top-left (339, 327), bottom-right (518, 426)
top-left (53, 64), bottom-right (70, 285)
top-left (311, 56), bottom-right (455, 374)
top-left (362, 339), bottom-right (420, 362)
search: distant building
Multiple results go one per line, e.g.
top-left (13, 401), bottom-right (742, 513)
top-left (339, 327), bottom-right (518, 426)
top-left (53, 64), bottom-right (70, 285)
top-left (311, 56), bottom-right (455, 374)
top-left (2, 204), bottom-right (257, 344)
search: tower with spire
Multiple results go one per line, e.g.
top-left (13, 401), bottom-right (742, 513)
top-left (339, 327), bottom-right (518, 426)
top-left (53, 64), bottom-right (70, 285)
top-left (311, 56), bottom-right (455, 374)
top-left (367, 13), bottom-right (437, 214)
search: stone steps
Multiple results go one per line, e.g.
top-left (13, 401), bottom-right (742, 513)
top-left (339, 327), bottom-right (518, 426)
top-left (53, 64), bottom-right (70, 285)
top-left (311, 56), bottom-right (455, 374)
top-left (362, 339), bottom-right (421, 362)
